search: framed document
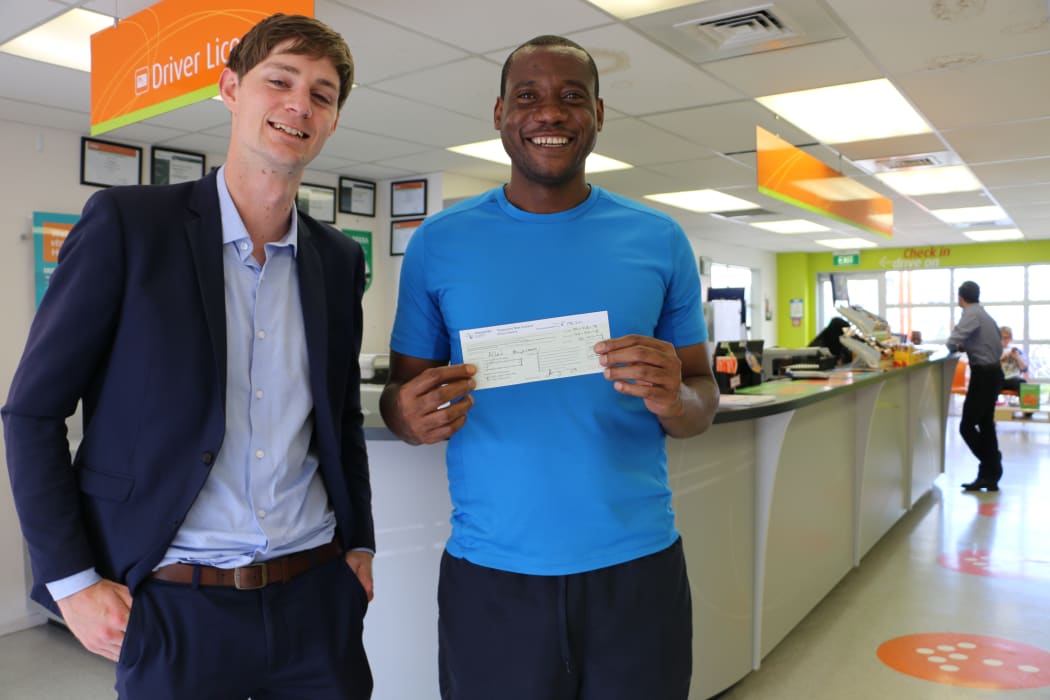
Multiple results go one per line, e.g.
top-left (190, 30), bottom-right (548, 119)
top-left (151, 147), bottom-right (205, 185)
top-left (339, 176), bottom-right (376, 217)
top-left (296, 183), bottom-right (337, 224)
top-left (391, 178), bottom-right (427, 217)
top-left (390, 218), bottom-right (423, 256)
top-left (80, 137), bottom-right (142, 188)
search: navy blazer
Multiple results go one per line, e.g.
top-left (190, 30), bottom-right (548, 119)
top-left (2, 170), bottom-right (374, 614)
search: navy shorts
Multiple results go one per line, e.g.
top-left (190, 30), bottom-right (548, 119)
top-left (438, 538), bottom-right (692, 700)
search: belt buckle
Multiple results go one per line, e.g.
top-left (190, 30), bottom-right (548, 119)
top-left (233, 562), bottom-right (268, 590)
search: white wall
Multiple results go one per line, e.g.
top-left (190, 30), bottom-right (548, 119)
top-left (0, 117), bottom-right (436, 633)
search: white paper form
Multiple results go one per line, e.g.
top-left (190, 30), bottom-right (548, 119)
top-left (459, 311), bottom-right (610, 390)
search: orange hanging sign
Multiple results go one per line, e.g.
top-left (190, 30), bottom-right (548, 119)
top-left (756, 126), bottom-right (893, 238)
top-left (90, 0), bottom-right (314, 135)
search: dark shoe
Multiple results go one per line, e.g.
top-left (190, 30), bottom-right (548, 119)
top-left (962, 480), bottom-right (999, 492)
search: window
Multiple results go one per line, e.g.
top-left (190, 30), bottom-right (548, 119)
top-left (821, 264), bottom-right (1047, 380)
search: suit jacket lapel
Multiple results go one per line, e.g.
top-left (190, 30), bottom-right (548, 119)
top-left (186, 170), bottom-right (228, 398)
top-left (296, 215), bottom-right (330, 413)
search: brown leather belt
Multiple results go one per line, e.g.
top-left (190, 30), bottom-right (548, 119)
top-left (150, 541), bottom-right (341, 590)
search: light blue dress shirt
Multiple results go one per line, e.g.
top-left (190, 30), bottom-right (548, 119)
top-left (48, 167), bottom-right (334, 600)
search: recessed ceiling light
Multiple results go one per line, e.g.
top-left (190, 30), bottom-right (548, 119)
top-left (751, 219), bottom-right (831, 234)
top-left (0, 8), bottom-right (113, 72)
top-left (644, 189), bottom-right (759, 213)
top-left (814, 237), bottom-right (878, 249)
top-left (757, 79), bottom-right (932, 144)
top-left (874, 165), bottom-right (982, 196)
top-left (447, 138), bottom-right (632, 173)
top-left (963, 228), bottom-right (1024, 242)
top-left (583, 0), bottom-right (701, 19)
top-left (930, 205), bottom-right (1007, 224)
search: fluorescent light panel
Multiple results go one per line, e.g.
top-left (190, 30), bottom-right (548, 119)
top-left (757, 79), bottom-right (932, 144)
top-left (448, 139), bottom-right (632, 173)
top-left (583, 0), bottom-right (706, 19)
top-left (963, 228), bottom-right (1024, 242)
top-left (644, 189), bottom-right (759, 213)
top-left (0, 8), bottom-right (113, 72)
top-left (875, 165), bottom-right (982, 196)
top-left (930, 205), bottom-right (1007, 224)
top-left (815, 237), bottom-right (878, 249)
top-left (751, 219), bottom-right (831, 234)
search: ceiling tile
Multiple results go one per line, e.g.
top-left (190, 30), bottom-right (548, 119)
top-left (643, 101), bottom-right (813, 154)
top-left (823, 0), bottom-right (1050, 74)
top-left (701, 38), bottom-right (882, 98)
top-left (340, 87), bottom-right (493, 148)
top-left (943, 118), bottom-right (1050, 163)
top-left (336, 0), bottom-right (613, 54)
top-left (316, 1), bottom-right (468, 84)
top-left (897, 53), bottom-right (1050, 130)
top-left (369, 57), bottom-right (503, 120)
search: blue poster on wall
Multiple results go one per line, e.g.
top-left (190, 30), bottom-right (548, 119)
top-left (33, 211), bottom-right (79, 308)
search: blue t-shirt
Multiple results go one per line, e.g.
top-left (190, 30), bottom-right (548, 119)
top-left (391, 185), bottom-right (706, 575)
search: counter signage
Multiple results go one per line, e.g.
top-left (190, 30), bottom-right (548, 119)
top-left (90, 0), bottom-right (314, 135)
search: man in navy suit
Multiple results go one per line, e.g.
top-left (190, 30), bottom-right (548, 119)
top-left (3, 14), bottom-right (374, 699)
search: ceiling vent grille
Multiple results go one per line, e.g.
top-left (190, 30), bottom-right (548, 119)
top-left (676, 5), bottom-right (797, 50)
top-left (853, 151), bottom-right (962, 174)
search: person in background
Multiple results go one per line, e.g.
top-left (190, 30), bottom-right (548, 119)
top-left (909, 329), bottom-right (923, 345)
top-left (380, 35), bottom-right (718, 700)
top-left (2, 15), bottom-right (374, 699)
top-left (1000, 326), bottom-right (1030, 393)
top-left (809, 316), bottom-right (853, 364)
top-left (946, 280), bottom-right (1004, 492)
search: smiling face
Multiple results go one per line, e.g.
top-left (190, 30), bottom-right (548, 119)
top-left (494, 45), bottom-right (604, 209)
top-left (221, 41), bottom-right (341, 176)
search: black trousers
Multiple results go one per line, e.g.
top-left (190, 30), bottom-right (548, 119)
top-left (438, 538), bottom-right (692, 700)
top-left (961, 363), bottom-right (1004, 483)
top-left (115, 556), bottom-right (372, 700)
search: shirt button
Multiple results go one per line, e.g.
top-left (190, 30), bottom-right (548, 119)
top-left (255, 389), bottom-right (264, 399)
top-left (240, 242), bottom-right (249, 251)
top-left (257, 330), bottom-right (266, 339)
top-left (257, 509), bottom-right (267, 519)
top-left (255, 449), bottom-right (265, 459)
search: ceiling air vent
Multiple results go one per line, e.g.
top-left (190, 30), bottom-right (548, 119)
top-left (853, 151), bottom-right (961, 175)
top-left (675, 5), bottom-right (797, 50)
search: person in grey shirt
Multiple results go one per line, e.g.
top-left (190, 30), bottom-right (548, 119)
top-left (945, 280), bottom-right (1004, 491)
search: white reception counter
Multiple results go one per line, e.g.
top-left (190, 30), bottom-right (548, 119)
top-left (359, 354), bottom-right (956, 699)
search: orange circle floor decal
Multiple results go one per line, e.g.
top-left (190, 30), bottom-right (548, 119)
top-left (938, 549), bottom-right (1050, 580)
top-left (878, 633), bottom-right (1050, 690)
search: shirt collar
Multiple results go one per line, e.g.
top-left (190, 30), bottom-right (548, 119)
top-left (215, 165), bottom-right (299, 256)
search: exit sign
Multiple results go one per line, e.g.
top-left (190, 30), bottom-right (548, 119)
top-left (833, 253), bottom-right (859, 267)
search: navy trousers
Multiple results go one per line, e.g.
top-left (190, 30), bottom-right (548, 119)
top-left (438, 538), bottom-right (692, 700)
top-left (962, 363), bottom-right (1004, 483)
top-left (115, 556), bottom-right (372, 700)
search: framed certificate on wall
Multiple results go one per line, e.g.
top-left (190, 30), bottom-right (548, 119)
top-left (151, 147), bottom-right (205, 185)
top-left (339, 176), bottom-right (376, 217)
top-left (296, 183), bottom-right (337, 224)
top-left (80, 137), bottom-right (142, 188)
top-left (391, 178), bottom-right (427, 217)
top-left (390, 218), bottom-right (423, 256)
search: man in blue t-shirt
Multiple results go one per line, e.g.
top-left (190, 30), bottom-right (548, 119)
top-left (381, 35), bottom-right (719, 700)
